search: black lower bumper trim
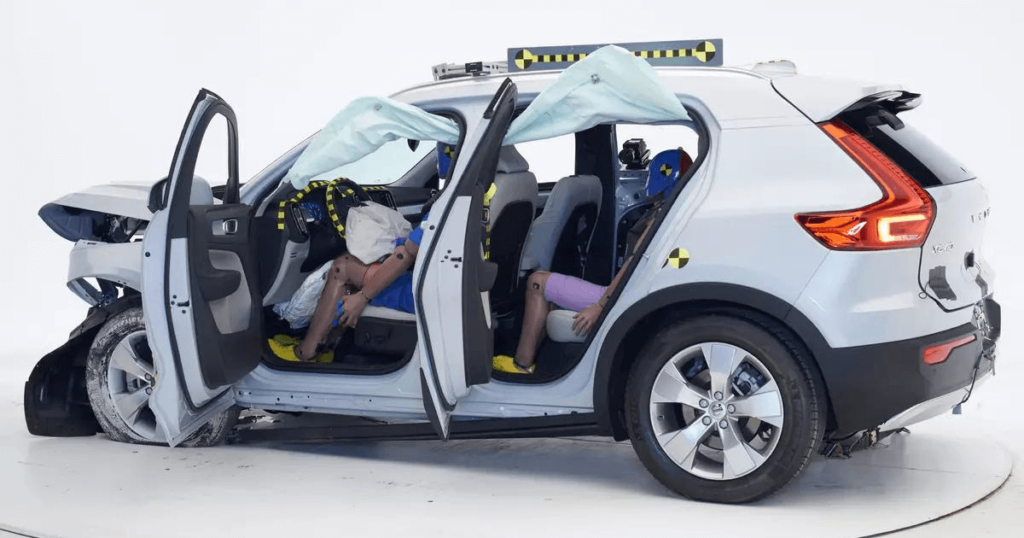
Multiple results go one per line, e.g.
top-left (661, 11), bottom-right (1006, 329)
top-left (817, 320), bottom-right (994, 437)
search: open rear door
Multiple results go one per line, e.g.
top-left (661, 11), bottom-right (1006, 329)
top-left (415, 79), bottom-right (517, 438)
top-left (141, 89), bottom-right (263, 446)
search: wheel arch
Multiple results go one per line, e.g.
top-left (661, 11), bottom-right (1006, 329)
top-left (593, 283), bottom-right (835, 440)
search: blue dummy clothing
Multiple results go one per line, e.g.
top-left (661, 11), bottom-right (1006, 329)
top-left (369, 273), bottom-right (415, 313)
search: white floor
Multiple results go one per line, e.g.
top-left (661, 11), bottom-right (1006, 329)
top-left (0, 353), bottom-right (1021, 538)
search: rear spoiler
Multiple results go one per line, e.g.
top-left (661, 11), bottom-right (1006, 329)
top-left (844, 90), bottom-right (921, 114)
top-left (771, 76), bottom-right (916, 122)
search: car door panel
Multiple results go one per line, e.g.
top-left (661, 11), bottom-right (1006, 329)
top-left (415, 79), bottom-right (518, 439)
top-left (142, 89), bottom-right (262, 446)
top-left (186, 203), bottom-right (262, 388)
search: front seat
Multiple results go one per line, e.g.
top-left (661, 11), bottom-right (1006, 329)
top-left (486, 145), bottom-right (538, 312)
top-left (520, 175), bottom-right (602, 278)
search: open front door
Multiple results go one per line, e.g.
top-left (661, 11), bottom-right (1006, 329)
top-left (416, 79), bottom-right (517, 439)
top-left (141, 90), bottom-right (263, 446)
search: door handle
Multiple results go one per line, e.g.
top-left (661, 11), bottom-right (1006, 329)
top-left (222, 219), bottom-right (239, 235)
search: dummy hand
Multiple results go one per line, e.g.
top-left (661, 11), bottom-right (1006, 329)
top-left (572, 303), bottom-right (603, 335)
top-left (337, 292), bottom-right (369, 329)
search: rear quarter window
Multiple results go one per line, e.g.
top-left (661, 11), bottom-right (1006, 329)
top-left (844, 109), bottom-right (976, 188)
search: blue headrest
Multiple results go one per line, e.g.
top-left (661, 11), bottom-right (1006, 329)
top-left (437, 142), bottom-right (457, 179)
top-left (646, 148), bottom-right (691, 198)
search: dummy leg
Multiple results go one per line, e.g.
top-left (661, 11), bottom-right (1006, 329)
top-left (297, 254), bottom-right (362, 360)
top-left (514, 271), bottom-right (552, 368)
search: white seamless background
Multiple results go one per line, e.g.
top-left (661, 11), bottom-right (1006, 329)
top-left (1, 2), bottom-right (1023, 534)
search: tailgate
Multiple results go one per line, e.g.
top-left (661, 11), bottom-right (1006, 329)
top-left (839, 97), bottom-right (991, 310)
top-left (920, 181), bottom-right (992, 309)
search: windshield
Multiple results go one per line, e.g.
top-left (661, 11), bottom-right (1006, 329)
top-left (328, 139), bottom-right (432, 186)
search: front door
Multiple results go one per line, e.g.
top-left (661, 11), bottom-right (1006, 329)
top-left (415, 79), bottom-right (518, 438)
top-left (142, 89), bottom-right (263, 446)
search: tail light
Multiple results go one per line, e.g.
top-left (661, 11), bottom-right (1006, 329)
top-left (923, 334), bottom-right (976, 365)
top-left (795, 121), bottom-right (935, 250)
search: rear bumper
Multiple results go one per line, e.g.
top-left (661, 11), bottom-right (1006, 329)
top-left (817, 297), bottom-right (999, 437)
top-left (878, 369), bottom-right (992, 432)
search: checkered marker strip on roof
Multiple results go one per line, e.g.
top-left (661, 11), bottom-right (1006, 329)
top-left (508, 39), bottom-right (722, 71)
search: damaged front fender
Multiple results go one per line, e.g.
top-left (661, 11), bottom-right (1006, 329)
top-left (23, 296), bottom-right (140, 437)
top-left (67, 240), bottom-right (144, 305)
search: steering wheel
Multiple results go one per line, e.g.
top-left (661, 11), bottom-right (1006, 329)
top-left (325, 178), bottom-right (371, 239)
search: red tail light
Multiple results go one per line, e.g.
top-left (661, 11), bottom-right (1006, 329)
top-left (923, 334), bottom-right (976, 365)
top-left (796, 121), bottom-right (935, 250)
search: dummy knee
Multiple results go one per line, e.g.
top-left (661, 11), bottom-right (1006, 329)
top-left (527, 271), bottom-right (550, 295)
top-left (329, 254), bottom-right (350, 281)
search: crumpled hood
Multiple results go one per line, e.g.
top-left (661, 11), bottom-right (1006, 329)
top-left (48, 181), bottom-right (156, 221)
top-left (39, 181), bottom-right (156, 243)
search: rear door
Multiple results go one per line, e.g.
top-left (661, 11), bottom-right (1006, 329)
top-left (415, 79), bottom-right (517, 438)
top-left (142, 89), bottom-right (263, 446)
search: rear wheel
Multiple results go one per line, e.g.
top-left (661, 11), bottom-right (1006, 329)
top-left (85, 306), bottom-right (237, 447)
top-left (625, 315), bottom-right (823, 503)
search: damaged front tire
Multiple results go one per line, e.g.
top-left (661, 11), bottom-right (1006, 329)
top-left (85, 306), bottom-right (237, 447)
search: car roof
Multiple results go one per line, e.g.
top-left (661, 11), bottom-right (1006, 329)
top-left (391, 62), bottom-right (903, 125)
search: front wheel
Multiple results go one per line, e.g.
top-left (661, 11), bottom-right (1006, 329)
top-left (625, 315), bottom-right (824, 503)
top-left (85, 306), bottom-right (237, 447)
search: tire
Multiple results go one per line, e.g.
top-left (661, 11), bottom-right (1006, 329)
top-left (625, 315), bottom-right (824, 503)
top-left (85, 306), bottom-right (238, 447)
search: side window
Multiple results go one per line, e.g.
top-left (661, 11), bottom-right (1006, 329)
top-left (511, 134), bottom-right (576, 189)
top-left (193, 115), bottom-right (231, 188)
top-left (614, 124), bottom-right (700, 166)
top-left (610, 123), bottom-right (702, 272)
top-left (329, 138), bottom-right (432, 186)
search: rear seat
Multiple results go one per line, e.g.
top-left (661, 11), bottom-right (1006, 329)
top-left (521, 174), bottom-right (602, 278)
top-left (546, 309), bottom-right (587, 343)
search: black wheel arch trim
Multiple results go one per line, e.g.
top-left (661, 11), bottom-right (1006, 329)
top-left (592, 282), bottom-right (832, 439)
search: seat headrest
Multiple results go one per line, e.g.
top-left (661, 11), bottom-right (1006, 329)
top-left (436, 142), bottom-right (457, 179)
top-left (190, 175), bottom-right (214, 205)
top-left (496, 145), bottom-right (530, 174)
top-left (646, 148), bottom-right (693, 198)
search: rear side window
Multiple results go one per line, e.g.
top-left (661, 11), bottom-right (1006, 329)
top-left (843, 109), bottom-right (975, 188)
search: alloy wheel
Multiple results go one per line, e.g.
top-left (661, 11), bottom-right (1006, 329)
top-left (648, 341), bottom-right (784, 480)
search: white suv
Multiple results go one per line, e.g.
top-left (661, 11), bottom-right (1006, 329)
top-left (24, 41), bottom-right (1000, 503)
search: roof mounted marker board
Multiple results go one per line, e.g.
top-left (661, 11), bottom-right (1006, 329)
top-left (508, 39), bottom-right (723, 72)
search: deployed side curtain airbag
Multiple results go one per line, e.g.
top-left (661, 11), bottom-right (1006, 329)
top-left (283, 45), bottom-right (690, 189)
top-left (284, 96), bottom-right (459, 188)
top-left (503, 45), bottom-right (691, 145)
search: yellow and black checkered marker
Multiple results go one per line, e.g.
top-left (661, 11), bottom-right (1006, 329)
top-left (663, 247), bottom-right (690, 269)
top-left (508, 39), bottom-right (722, 72)
top-left (482, 182), bottom-right (498, 260)
top-left (325, 182), bottom-right (357, 239)
top-left (276, 179), bottom-right (331, 231)
top-left (276, 177), bottom-right (357, 239)
top-left (514, 50), bottom-right (589, 70)
top-left (659, 163), bottom-right (674, 177)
